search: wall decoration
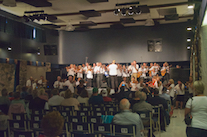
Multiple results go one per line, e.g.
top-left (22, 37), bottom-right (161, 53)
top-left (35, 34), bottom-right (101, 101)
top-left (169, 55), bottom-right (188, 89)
top-left (147, 38), bottom-right (162, 52)
top-left (46, 62), bottom-right (51, 72)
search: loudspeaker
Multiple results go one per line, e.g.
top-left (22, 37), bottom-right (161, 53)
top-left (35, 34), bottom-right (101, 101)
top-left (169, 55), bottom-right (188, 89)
top-left (44, 45), bottom-right (57, 55)
top-left (46, 71), bottom-right (60, 89)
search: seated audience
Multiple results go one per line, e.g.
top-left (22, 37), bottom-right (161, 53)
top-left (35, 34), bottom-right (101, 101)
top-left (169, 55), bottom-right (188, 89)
top-left (185, 81), bottom-right (207, 137)
top-left (174, 81), bottom-right (185, 109)
top-left (0, 89), bottom-right (10, 113)
top-left (77, 89), bottom-right (89, 106)
top-left (147, 89), bottom-right (168, 110)
top-left (0, 111), bottom-right (9, 133)
top-left (29, 90), bottom-right (49, 110)
top-left (10, 92), bottom-right (26, 109)
top-left (38, 88), bottom-right (49, 101)
top-left (112, 99), bottom-right (144, 137)
top-left (101, 90), bottom-right (112, 102)
top-left (40, 111), bottom-right (64, 137)
top-left (132, 92), bottom-right (152, 112)
top-left (61, 89), bottom-right (80, 110)
top-left (159, 87), bottom-right (171, 102)
top-left (15, 85), bottom-right (22, 92)
top-left (75, 79), bottom-right (86, 96)
top-left (20, 87), bottom-right (28, 99)
top-left (88, 88), bottom-right (104, 105)
top-left (48, 89), bottom-right (64, 106)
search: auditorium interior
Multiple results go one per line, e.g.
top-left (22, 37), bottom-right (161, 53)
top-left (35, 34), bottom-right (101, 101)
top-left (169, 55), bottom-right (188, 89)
top-left (0, 0), bottom-right (207, 137)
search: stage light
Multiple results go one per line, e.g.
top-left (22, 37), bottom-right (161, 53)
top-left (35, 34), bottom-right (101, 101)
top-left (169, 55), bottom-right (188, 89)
top-left (7, 47), bottom-right (12, 51)
top-left (114, 9), bottom-right (120, 16)
top-left (187, 38), bottom-right (191, 42)
top-left (135, 6), bottom-right (141, 14)
top-left (128, 6), bottom-right (135, 15)
top-left (37, 52), bottom-right (40, 55)
top-left (187, 27), bottom-right (192, 31)
top-left (121, 8), bottom-right (127, 16)
top-left (187, 46), bottom-right (191, 50)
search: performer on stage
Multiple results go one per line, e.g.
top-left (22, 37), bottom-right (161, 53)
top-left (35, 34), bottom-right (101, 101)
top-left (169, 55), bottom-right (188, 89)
top-left (86, 65), bottom-right (93, 88)
top-left (76, 65), bottom-right (83, 79)
top-left (108, 60), bottom-right (118, 90)
top-left (139, 65), bottom-right (147, 78)
top-left (53, 76), bottom-right (63, 90)
top-left (128, 61), bottom-right (139, 81)
top-left (94, 62), bottom-right (102, 88)
top-left (117, 64), bottom-right (123, 86)
top-left (67, 64), bottom-right (75, 77)
top-left (38, 76), bottom-right (47, 88)
top-left (26, 76), bottom-right (33, 88)
top-left (122, 65), bottom-right (130, 82)
top-left (63, 76), bottom-right (76, 93)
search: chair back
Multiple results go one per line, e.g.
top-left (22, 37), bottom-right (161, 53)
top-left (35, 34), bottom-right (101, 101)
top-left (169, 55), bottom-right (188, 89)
top-left (31, 114), bottom-right (44, 121)
top-left (77, 111), bottom-right (90, 116)
top-left (69, 116), bottom-right (85, 123)
top-left (113, 124), bottom-right (136, 137)
top-left (50, 105), bottom-right (61, 111)
top-left (92, 111), bottom-right (105, 116)
top-left (13, 130), bottom-right (35, 137)
top-left (8, 119), bottom-right (27, 132)
top-left (12, 113), bottom-right (27, 121)
top-left (80, 106), bottom-right (91, 111)
top-left (86, 116), bottom-right (101, 123)
top-left (92, 123), bottom-right (112, 135)
top-left (28, 120), bottom-right (42, 131)
top-left (71, 122), bottom-right (91, 133)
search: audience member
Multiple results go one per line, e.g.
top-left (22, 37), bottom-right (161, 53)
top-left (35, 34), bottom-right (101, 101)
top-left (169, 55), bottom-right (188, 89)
top-left (159, 87), bottom-right (171, 102)
top-left (8, 92), bottom-right (15, 101)
top-left (88, 88), bottom-right (104, 105)
top-left (185, 81), bottom-right (207, 137)
top-left (75, 79), bottom-right (86, 96)
top-left (40, 111), bottom-right (64, 137)
top-left (29, 90), bottom-right (49, 110)
top-left (101, 90), bottom-right (112, 102)
top-left (167, 79), bottom-right (175, 107)
top-left (10, 92), bottom-right (26, 109)
top-left (48, 89), bottom-right (64, 106)
top-left (61, 89), bottom-right (80, 110)
top-left (130, 90), bottom-right (140, 108)
top-left (15, 85), bottom-right (22, 92)
top-left (63, 76), bottom-right (76, 93)
top-left (132, 92), bottom-right (152, 112)
top-left (20, 87), bottom-right (28, 99)
top-left (0, 111), bottom-right (9, 132)
top-left (112, 99), bottom-right (144, 137)
top-left (77, 89), bottom-right (89, 106)
top-left (0, 88), bottom-right (10, 107)
top-left (38, 88), bottom-right (49, 101)
top-left (175, 81), bottom-right (185, 109)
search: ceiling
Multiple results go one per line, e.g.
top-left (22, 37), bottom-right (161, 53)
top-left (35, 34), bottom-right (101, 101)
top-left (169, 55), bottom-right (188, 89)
top-left (0, 0), bottom-right (195, 30)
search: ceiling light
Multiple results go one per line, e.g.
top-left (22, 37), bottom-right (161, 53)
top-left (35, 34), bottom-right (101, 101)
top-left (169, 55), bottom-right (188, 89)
top-left (37, 52), bottom-right (40, 55)
top-left (187, 38), bottom-right (191, 42)
top-left (135, 6), bottom-right (141, 14)
top-left (128, 6), bottom-right (136, 15)
top-left (145, 18), bottom-right (154, 26)
top-left (114, 9), bottom-right (120, 16)
top-left (7, 47), bottom-right (12, 51)
top-left (188, 4), bottom-right (194, 9)
top-left (187, 46), bottom-right (191, 50)
top-left (187, 27), bottom-right (192, 31)
top-left (121, 8), bottom-right (127, 16)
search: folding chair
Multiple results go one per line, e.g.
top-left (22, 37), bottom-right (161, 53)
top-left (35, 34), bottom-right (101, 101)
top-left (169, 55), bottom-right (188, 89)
top-left (77, 111), bottom-right (90, 116)
top-left (31, 109), bottom-right (44, 115)
top-left (86, 116), bottom-right (102, 123)
top-left (8, 120), bottom-right (28, 137)
top-left (71, 132), bottom-right (99, 137)
top-left (31, 114), bottom-right (44, 121)
top-left (61, 106), bottom-right (74, 115)
top-left (28, 120), bottom-right (42, 131)
top-left (59, 110), bottom-right (73, 120)
top-left (105, 107), bottom-right (118, 112)
top-left (136, 111), bottom-right (153, 137)
top-left (92, 123), bottom-right (112, 135)
top-left (0, 130), bottom-right (8, 137)
top-left (80, 103), bottom-right (86, 106)
top-left (12, 129), bottom-right (35, 137)
top-left (68, 116), bottom-right (85, 123)
top-left (12, 113), bottom-right (27, 121)
top-left (50, 105), bottom-right (61, 111)
top-left (71, 122), bottom-right (91, 134)
top-left (80, 106), bottom-right (92, 111)
top-left (92, 111), bottom-right (105, 117)
top-left (113, 124), bottom-right (136, 137)
top-left (152, 105), bottom-right (161, 136)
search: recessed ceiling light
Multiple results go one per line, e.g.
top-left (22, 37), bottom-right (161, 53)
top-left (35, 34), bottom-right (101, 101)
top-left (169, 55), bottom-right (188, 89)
top-left (187, 38), bottom-right (191, 42)
top-left (188, 5), bottom-right (194, 9)
top-left (187, 27), bottom-right (192, 31)
top-left (8, 47), bottom-right (12, 51)
top-left (187, 46), bottom-right (191, 50)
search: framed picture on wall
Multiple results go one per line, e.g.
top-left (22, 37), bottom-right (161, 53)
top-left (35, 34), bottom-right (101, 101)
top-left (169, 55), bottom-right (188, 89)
top-left (147, 39), bottom-right (162, 52)
top-left (147, 40), bottom-right (155, 52)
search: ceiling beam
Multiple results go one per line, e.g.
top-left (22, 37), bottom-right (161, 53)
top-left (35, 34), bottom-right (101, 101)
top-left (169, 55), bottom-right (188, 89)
top-left (59, 14), bottom-right (193, 27)
top-left (49, 2), bottom-right (188, 17)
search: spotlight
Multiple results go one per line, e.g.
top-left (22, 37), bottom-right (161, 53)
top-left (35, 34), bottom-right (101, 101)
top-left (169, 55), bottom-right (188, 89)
top-left (7, 47), bottom-right (12, 51)
top-left (188, 4), bottom-right (194, 9)
top-left (136, 6), bottom-right (141, 14)
top-left (37, 52), bottom-right (40, 55)
top-left (128, 6), bottom-right (135, 15)
top-left (114, 9), bottom-right (120, 16)
top-left (187, 27), bottom-right (192, 31)
top-left (187, 38), bottom-right (191, 42)
top-left (187, 46), bottom-right (191, 50)
top-left (121, 8), bottom-right (127, 16)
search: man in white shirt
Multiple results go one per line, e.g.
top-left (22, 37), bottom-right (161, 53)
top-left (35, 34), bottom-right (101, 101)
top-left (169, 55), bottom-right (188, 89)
top-left (53, 76), bottom-right (63, 89)
top-left (138, 65), bottom-right (147, 78)
top-left (108, 60), bottom-right (118, 89)
top-left (63, 76), bottom-right (76, 93)
top-left (26, 76), bottom-right (33, 88)
top-left (94, 62), bottom-right (102, 88)
top-left (128, 61), bottom-right (139, 81)
top-left (174, 81), bottom-right (185, 109)
top-left (117, 64), bottom-right (123, 86)
top-left (48, 89), bottom-right (64, 106)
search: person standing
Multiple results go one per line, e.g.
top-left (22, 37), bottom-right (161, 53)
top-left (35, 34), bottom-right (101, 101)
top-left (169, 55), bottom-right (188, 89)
top-left (108, 60), bottom-right (118, 90)
top-left (174, 81), bottom-right (185, 109)
top-left (53, 76), bottom-right (63, 90)
top-left (26, 76), bottom-right (33, 88)
top-left (94, 62), bottom-right (102, 88)
top-left (128, 61), bottom-right (139, 81)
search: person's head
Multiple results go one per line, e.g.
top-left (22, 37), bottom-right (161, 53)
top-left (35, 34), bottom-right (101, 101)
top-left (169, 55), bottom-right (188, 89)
top-left (193, 81), bottom-right (204, 95)
top-left (135, 90), bottom-right (140, 99)
top-left (112, 60), bottom-right (116, 64)
top-left (154, 88), bottom-right (159, 96)
top-left (79, 79), bottom-right (84, 85)
top-left (162, 87), bottom-right (167, 93)
top-left (80, 90), bottom-right (88, 98)
top-left (30, 76), bottom-right (33, 80)
top-left (119, 99), bottom-right (130, 110)
top-left (139, 78), bottom-right (144, 84)
top-left (143, 63), bottom-right (146, 66)
top-left (1, 88), bottom-right (8, 96)
top-left (154, 63), bottom-right (156, 66)
top-left (82, 64), bottom-right (85, 67)
top-left (27, 87), bottom-right (33, 94)
top-left (65, 89), bottom-right (73, 99)
top-left (101, 90), bottom-right (108, 97)
top-left (68, 76), bottom-right (73, 82)
top-left (40, 76), bottom-right (44, 80)
top-left (132, 76), bottom-right (135, 81)
top-left (57, 76), bottom-right (61, 81)
top-left (141, 65), bottom-right (144, 69)
top-left (70, 64), bottom-right (73, 67)
top-left (13, 92), bottom-right (21, 100)
top-left (189, 76), bottom-right (193, 82)
top-left (39, 88), bottom-right (45, 96)
top-left (51, 89), bottom-right (59, 96)
top-left (133, 60), bottom-right (136, 64)
top-left (93, 87), bottom-right (98, 96)
top-left (178, 81), bottom-right (182, 85)
top-left (123, 65), bottom-right (126, 69)
top-left (169, 79), bottom-right (174, 84)
top-left (32, 89), bottom-right (39, 98)
top-left (150, 63), bottom-right (153, 67)
top-left (93, 63), bottom-right (96, 67)
top-left (78, 65), bottom-right (82, 69)
top-left (88, 65), bottom-right (91, 69)
top-left (41, 111), bottom-right (64, 137)
top-left (123, 77), bottom-right (127, 82)
top-left (138, 92), bottom-right (147, 101)
top-left (16, 85), bottom-right (22, 92)
top-left (86, 63), bottom-right (89, 66)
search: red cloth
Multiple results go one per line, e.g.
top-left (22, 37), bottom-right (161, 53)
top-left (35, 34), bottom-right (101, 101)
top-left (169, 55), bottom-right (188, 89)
top-left (103, 96), bottom-right (112, 102)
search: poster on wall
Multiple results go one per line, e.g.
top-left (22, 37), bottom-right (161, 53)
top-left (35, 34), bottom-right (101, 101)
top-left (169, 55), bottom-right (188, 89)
top-left (46, 62), bottom-right (51, 72)
top-left (147, 39), bottom-right (162, 52)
